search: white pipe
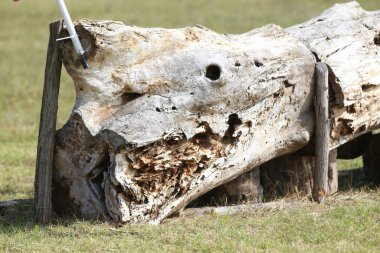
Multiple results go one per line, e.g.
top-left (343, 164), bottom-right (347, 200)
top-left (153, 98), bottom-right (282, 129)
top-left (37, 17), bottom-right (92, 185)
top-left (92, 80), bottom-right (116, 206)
top-left (56, 0), bottom-right (89, 68)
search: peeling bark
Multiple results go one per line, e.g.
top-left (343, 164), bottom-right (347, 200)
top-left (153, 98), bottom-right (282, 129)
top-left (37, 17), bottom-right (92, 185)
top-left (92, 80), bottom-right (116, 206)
top-left (53, 2), bottom-right (380, 224)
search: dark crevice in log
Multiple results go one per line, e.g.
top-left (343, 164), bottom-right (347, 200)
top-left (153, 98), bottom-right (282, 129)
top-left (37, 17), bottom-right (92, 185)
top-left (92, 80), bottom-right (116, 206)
top-left (361, 84), bottom-right (377, 91)
top-left (222, 114), bottom-right (242, 143)
top-left (205, 64), bottom-right (221, 81)
top-left (326, 64), bottom-right (344, 107)
top-left (312, 52), bottom-right (321, 62)
top-left (86, 153), bottom-right (110, 203)
top-left (254, 60), bottom-right (263, 67)
top-left (338, 118), bottom-right (354, 136)
top-left (122, 93), bottom-right (144, 104)
top-left (337, 133), bottom-right (370, 159)
top-left (374, 33), bottom-right (380, 45)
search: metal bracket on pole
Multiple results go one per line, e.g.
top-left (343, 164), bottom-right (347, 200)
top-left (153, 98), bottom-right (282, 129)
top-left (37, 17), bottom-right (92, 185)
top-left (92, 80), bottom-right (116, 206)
top-left (56, 0), bottom-right (89, 69)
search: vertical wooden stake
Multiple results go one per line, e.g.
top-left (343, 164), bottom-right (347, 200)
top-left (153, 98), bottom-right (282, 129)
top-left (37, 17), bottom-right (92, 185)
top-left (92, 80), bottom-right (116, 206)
top-left (35, 20), bottom-right (63, 224)
top-left (328, 149), bottom-right (338, 194)
top-left (313, 62), bottom-right (329, 203)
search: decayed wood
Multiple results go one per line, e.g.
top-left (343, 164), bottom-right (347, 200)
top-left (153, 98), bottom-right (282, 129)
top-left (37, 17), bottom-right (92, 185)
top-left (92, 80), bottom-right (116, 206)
top-left (52, 2), bottom-right (380, 224)
top-left (35, 20), bottom-right (63, 224)
top-left (363, 133), bottom-right (380, 185)
top-left (313, 62), bottom-right (330, 203)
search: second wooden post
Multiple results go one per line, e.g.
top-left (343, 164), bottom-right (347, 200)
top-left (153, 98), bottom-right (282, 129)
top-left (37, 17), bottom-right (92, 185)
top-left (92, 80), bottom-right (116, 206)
top-left (313, 62), bottom-right (330, 203)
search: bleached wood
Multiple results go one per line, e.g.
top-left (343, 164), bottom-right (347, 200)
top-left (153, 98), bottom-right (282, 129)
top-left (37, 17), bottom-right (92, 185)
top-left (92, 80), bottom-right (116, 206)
top-left (287, 1), bottom-right (380, 148)
top-left (52, 2), bottom-right (380, 224)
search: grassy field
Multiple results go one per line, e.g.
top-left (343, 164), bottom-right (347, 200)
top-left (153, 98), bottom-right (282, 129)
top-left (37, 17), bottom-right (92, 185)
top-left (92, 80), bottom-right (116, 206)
top-left (0, 0), bottom-right (379, 252)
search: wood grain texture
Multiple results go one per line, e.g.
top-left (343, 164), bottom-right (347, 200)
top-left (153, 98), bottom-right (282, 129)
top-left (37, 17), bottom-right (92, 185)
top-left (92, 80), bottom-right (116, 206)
top-left (287, 1), bottom-right (380, 148)
top-left (54, 21), bottom-right (315, 224)
top-left (35, 20), bottom-right (63, 224)
top-left (51, 2), bottom-right (380, 224)
top-left (313, 62), bottom-right (329, 203)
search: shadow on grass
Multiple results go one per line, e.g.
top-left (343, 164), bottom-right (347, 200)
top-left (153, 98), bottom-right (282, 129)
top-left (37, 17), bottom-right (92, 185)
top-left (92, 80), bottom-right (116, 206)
top-left (0, 199), bottom-right (35, 231)
top-left (0, 167), bottom-right (377, 232)
top-left (338, 167), bottom-right (377, 190)
top-left (0, 199), bottom-right (84, 233)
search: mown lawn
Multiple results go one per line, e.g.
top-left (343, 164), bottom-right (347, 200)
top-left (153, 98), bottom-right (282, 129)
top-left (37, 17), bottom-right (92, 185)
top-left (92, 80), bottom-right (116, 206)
top-left (0, 0), bottom-right (379, 252)
top-left (1, 192), bottom-right (379, 252)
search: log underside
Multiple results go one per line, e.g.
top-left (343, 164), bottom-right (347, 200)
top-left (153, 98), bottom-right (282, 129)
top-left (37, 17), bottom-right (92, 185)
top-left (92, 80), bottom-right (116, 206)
top-left (52, 2), bottom-right (380, 224)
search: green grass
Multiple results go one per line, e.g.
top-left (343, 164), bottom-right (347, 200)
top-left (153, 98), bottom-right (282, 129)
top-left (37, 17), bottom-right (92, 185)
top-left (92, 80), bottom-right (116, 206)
top-left (1, 192), bottom-right (379, 252)
top-left (1, 0), bottom-right (379, 252)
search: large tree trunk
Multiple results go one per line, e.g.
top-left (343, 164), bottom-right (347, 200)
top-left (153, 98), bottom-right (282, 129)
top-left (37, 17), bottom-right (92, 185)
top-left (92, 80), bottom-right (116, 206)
top-left (52, 2), bottom-right (380, 224)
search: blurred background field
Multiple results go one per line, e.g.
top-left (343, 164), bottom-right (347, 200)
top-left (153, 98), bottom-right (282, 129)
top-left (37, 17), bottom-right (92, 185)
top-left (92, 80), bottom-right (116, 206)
top-left (0, 1), bottom-right (379, 252)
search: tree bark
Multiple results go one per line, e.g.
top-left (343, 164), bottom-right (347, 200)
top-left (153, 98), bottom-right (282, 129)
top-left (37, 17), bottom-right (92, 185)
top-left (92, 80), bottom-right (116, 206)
top-left (35, 20), bottom-right (62, 225)
top-left (52, 2), bottom-right (380, 224)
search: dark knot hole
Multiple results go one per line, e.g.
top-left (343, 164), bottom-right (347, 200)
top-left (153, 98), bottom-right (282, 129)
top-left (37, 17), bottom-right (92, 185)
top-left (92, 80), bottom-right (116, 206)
top-left (205, 64), bottom-right (221, 81)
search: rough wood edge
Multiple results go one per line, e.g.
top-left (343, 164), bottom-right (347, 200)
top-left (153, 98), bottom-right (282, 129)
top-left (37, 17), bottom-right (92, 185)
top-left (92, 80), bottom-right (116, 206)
top-left (34, 20), bottom-right (63, 224)
top-left (313, 62), bottom-right (330, 203)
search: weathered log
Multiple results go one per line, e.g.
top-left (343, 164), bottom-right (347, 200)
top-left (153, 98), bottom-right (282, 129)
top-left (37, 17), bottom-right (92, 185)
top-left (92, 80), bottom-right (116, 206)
top-left (53, 2), bottom-right (380, 224)
top-left (35, 20), bottom-right (63, 224)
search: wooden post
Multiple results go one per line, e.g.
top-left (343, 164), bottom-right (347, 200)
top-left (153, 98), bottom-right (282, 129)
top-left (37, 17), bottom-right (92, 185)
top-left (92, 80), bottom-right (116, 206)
top-left (35, 20), bottom-right (63, 224)
top-left (328, 149), bottom-right (338, 194)
top-left (313, 62), bottom-right (329, 203)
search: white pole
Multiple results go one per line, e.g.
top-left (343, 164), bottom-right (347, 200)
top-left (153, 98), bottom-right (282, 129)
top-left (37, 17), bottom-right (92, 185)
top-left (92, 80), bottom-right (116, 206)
top-left (56, 0), bottom-right (89, 69)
